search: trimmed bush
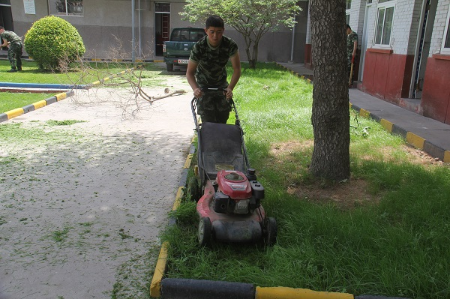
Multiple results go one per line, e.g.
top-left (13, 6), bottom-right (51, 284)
top-left (24, 16), bottom-right (85, 70)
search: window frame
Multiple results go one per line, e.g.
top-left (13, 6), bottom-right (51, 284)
top-left (441, 6), bottom-right (450, 55)
top-left (373, 0), bottom-right (395, 48)
top-left (51, 0), bottom-right (84, 17)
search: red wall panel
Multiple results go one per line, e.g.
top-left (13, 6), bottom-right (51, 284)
top-left (422, 56), bottom-right (450, 124)
top-left (305, 44), bottom-right (312, 68)
top-left (362, 50), bottom-right (414, 105)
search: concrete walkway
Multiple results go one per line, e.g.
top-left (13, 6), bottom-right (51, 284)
top-left (277, 62), bottom-right (450, 163)
top-left (0, 83), bottom-right (194, 298)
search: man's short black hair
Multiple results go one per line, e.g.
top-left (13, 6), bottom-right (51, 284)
top-left (346, 24), bottom-right (351, 29)
top-left (206, 15), bottom-right (224, 29)
top-left (0, 26), bottom-right (4, 30)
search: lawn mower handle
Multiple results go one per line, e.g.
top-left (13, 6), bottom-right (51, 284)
top-left (190, 93), bottom-right (251, 172)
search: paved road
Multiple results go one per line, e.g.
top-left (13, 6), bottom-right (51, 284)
top-left (0, 82), bottom-right (194, 298)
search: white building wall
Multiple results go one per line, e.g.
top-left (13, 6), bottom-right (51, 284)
top-left (389, 0), bottom-right (414, 55)
top-left (306, 3), bottom-right (311, 44)
top-left (356, 0), bottom-right (366, 42)
top-left (363, 0), bottom-right (421, 55)
top-left (406, 0), bottom-right (425, 55)
top-left (348, 0), bottom-right (364, 45)
top-left (429, 0), bottom-right (450, 56)
top-left (365, 1), bottom-right (377, 49)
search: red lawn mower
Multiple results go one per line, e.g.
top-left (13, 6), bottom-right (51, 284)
top-left (189, 90), bottom-right (277, 246)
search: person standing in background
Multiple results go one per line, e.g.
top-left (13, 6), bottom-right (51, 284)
top-left (346, 24), bottom-right (358, 87)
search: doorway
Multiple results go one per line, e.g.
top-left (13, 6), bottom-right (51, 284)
top-left (155, 3), bottom-right (170, 56)
top-left (0, 0), bottom-right (13, 30)
top-left (410, 0), bottom-right (437, 99)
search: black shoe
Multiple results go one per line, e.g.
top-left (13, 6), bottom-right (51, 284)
top-left (8, 69), bottom-right (17, 72)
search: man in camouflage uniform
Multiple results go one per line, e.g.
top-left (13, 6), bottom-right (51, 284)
top-left (346, 24), bottom-right (358, 86)
top-left (186, 15), bottom-right (241, 124)
top-left (0, 26), bottom-right (23, 72)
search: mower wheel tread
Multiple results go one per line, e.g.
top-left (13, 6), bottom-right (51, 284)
top-left (264, 217), bottom-right (277, 246)
top-left (198, 217), bottom-right (212, 246)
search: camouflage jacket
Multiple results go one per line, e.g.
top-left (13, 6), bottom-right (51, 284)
top-left (347, 31), bottom-right (358, 60)
top-left (189, 35), bottom-right (238, 88)
top-left (1, 30), bottom-right (22, 44)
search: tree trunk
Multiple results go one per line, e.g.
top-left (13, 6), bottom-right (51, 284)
top-left (309, 0), bottom-right (350, 181)
top-left (251, 42), bottom-right (259, 69)
top-left (243, 38), bottom-right (256, 69)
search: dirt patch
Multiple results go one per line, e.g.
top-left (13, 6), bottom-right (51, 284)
top-left (269, 140), bottom-right (448, 210)
top-left (287, 179), bottom-right (380, 210)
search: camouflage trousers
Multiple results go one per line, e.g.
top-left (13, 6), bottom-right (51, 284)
top-left (8, 42), bottom-right (23, 70)
top-left (197, 90), bottom-right (231, 124)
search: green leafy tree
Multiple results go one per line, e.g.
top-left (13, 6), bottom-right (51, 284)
top-left (181, 0), bottom-right (300, 69)
top-left (24, 16), bottom-right (85, 70)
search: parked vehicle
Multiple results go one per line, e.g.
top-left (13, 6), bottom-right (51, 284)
top-left (163, 27), bottom-right (205, 72)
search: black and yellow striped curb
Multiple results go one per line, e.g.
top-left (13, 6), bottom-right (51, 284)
top-left (276, 63), bottom-right (313, 84)
top-left (82, 57), bottom-right (163, 63)
top-left (150, 138), bottom-right (196, 298)
top-left (87, 67), bottom-right (138, 87)
top-left (275, 62), bottom-right (449, 163)
top-left (149, 139), bottom-right (410, 299)
top-left (0, 56), bottom-right (163, 63)
top-left (350, 103), bottom-right (450, 163)
top-left (160, 279), bottom-right (407, 299)
top-left (0, 90), bottom-right (74, 123)
top-left (0, 66), bottom-right (143, 123)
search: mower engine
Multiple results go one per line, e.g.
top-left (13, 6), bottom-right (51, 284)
top-left (213, 170), bottom-right (264, 215)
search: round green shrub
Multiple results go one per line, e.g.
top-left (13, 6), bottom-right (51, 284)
top-left (24, 16), bottom-right (85, 70)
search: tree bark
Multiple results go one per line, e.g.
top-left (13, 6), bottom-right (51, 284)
top-left (309, 0), bottom-right (350, 181)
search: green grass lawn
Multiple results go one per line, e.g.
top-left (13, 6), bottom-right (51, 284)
top-left (163, 63), bottom-right (450, 299)
top-left (0, 59), bottom-right (168, 113)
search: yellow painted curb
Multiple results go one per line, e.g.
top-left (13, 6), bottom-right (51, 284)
top-left (33, 100), bottom-right (47, 110)
top-left (444, 151), bottom-right (450, 163)
top-left (184, 153), bottom-right (193, 169)
top-left (55, 93), bottom-right (67, 101)
top-left (406, 132), bottom-right (425, 149)
top-left (172, 186), bottom-right (184, 211)
top-left (150, 241), bottom-right (169, 298)
top-left (380, 119), bottom-right (393, 132)
top-left (6, 108), bottom-right (24, 119)
top-left (92, 80), bottom-right (101, 85)
top-left (359, 108), bottom-right (370, 118)
top-left (256, 287), bottom-right (353, 299)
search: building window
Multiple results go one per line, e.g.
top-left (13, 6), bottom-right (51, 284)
top-left (53, 0), bottom-right (83, 16)
top-left (442, 7), bottom-right (450, 55)
top-left (374, 0), bottom-right (394, 46)
top-left (155, 3), bottom-right (170, 13)
top-left (346, 0), bottom-right (351, 25)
